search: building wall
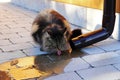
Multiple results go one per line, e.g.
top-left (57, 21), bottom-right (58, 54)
top-left (11, 0), bottom-right (120, 40)
top-left (54, 0), bottom-right (120, 13)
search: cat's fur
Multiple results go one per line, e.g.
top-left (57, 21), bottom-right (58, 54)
top-left (32, 9), bottom-right (72, 54)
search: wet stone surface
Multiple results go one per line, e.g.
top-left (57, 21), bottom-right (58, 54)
top-left (0, 50), bottom-right (85, 80)
top-left (0, 71), bottom-right (11, 80)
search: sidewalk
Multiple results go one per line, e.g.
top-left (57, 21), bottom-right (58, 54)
top-left (0, 3), bottom-right (120, 80)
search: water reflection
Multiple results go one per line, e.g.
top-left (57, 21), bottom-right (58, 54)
top-left (34, 49), bottom-right (85, 79)
top-left (0, 49), bottom-right (86, 80)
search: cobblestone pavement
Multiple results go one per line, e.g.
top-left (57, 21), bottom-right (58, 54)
top-left (1, 3), bottom-right (120, 80)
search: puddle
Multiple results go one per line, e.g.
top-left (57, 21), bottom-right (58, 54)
top-left (0, 71), bottom-right (11, 80)
top-left (0, 49), bottom-right (86, 80)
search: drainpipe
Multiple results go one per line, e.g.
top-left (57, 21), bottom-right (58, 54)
top-left (71, 0), bottom-right (116, 48)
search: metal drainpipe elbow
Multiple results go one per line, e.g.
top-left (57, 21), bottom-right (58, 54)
top-left (71, 0), bottom-right (116, 48)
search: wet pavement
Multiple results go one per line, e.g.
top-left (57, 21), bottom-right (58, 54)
top-left (0, 50), bottom-right (85, 80)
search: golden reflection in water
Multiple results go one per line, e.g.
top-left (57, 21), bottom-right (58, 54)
top-left (0, 49), bottom-right (85, 80)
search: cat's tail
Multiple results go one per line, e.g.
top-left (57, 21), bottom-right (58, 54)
top-left (69, 29), bottom-right (82, 49)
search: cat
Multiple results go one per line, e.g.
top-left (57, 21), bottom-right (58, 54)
top-left (31, 9), bottom-right (72, 55)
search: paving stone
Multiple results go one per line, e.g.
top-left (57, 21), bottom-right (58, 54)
top-left (6, 23), bottom-right (25, 29)
top-left (0, 50), bottom-right (2, 53)
top-left (115, 50), bottom-right (120, 55)
top-left (81, 45), bottom-right (105, 54)
top-left (77, 65), bottom-right (120, 80)
top-left (7, 23), bottom-right (31, 29)
top-left (4, 3), bottom-right (37, 18)
top-left (5, 15), bottom-right (25, 19)
top-left (0, 33), bottom-right (21, 39)
top-left (18, 32), bottom-right (31, 37)
top-left (0, 59), bottom-right (10, 64)
top-left (0, 21), bottom-right (17, 28)
top-left (30, 42), bottom-right (40, 48)
top-left (0, 40), bottom-right (12, 46)
top-left (23, 47), bottom-right (47, 56)
top-left (0, 24), bottom-right (9, 30)
top-left (25, 26), bottom-right (32, 32)
top-left (10, 37), bottom-right (33, 44)
top-left (113, 63), bottom-right (120, 71)
top-left (94, 38), bottom-right (120, 51)
top-left (64, 58), bottom-right (90, 72)
top-left (0, 43), bottom-right (33, 52)
top-left (82, 52), bottom-right (120, 67)
top-left (44, 72), bottom-right (82, 80)
top-left (1, 28), bottom-right (28, 34)
top-left (0, 51), bottom-right (26, 61)
top-left (1, 18), bottom-right (17, 23)
top-left (15, 18), bottom-right (33, 24)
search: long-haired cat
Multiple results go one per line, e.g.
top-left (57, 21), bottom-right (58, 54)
top-left (32, 9), bottom-right (73, 55)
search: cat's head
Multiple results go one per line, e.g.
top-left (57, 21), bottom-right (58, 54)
top-left (41, 24), bottom-right (72, 55)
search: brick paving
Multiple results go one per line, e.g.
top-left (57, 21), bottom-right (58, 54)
top-left (1, 3), bottom-right (120, 80)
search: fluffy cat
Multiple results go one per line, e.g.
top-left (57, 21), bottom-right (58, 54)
top-left (32, 9), bottom-right (72, 55)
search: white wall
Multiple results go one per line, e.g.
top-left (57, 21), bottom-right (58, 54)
top-left (112, 14), bottom-right (120, 40)
top-left (11, 0), bottom-right (120, 40)
top-left (11, 0), bottom-right (51, 11)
